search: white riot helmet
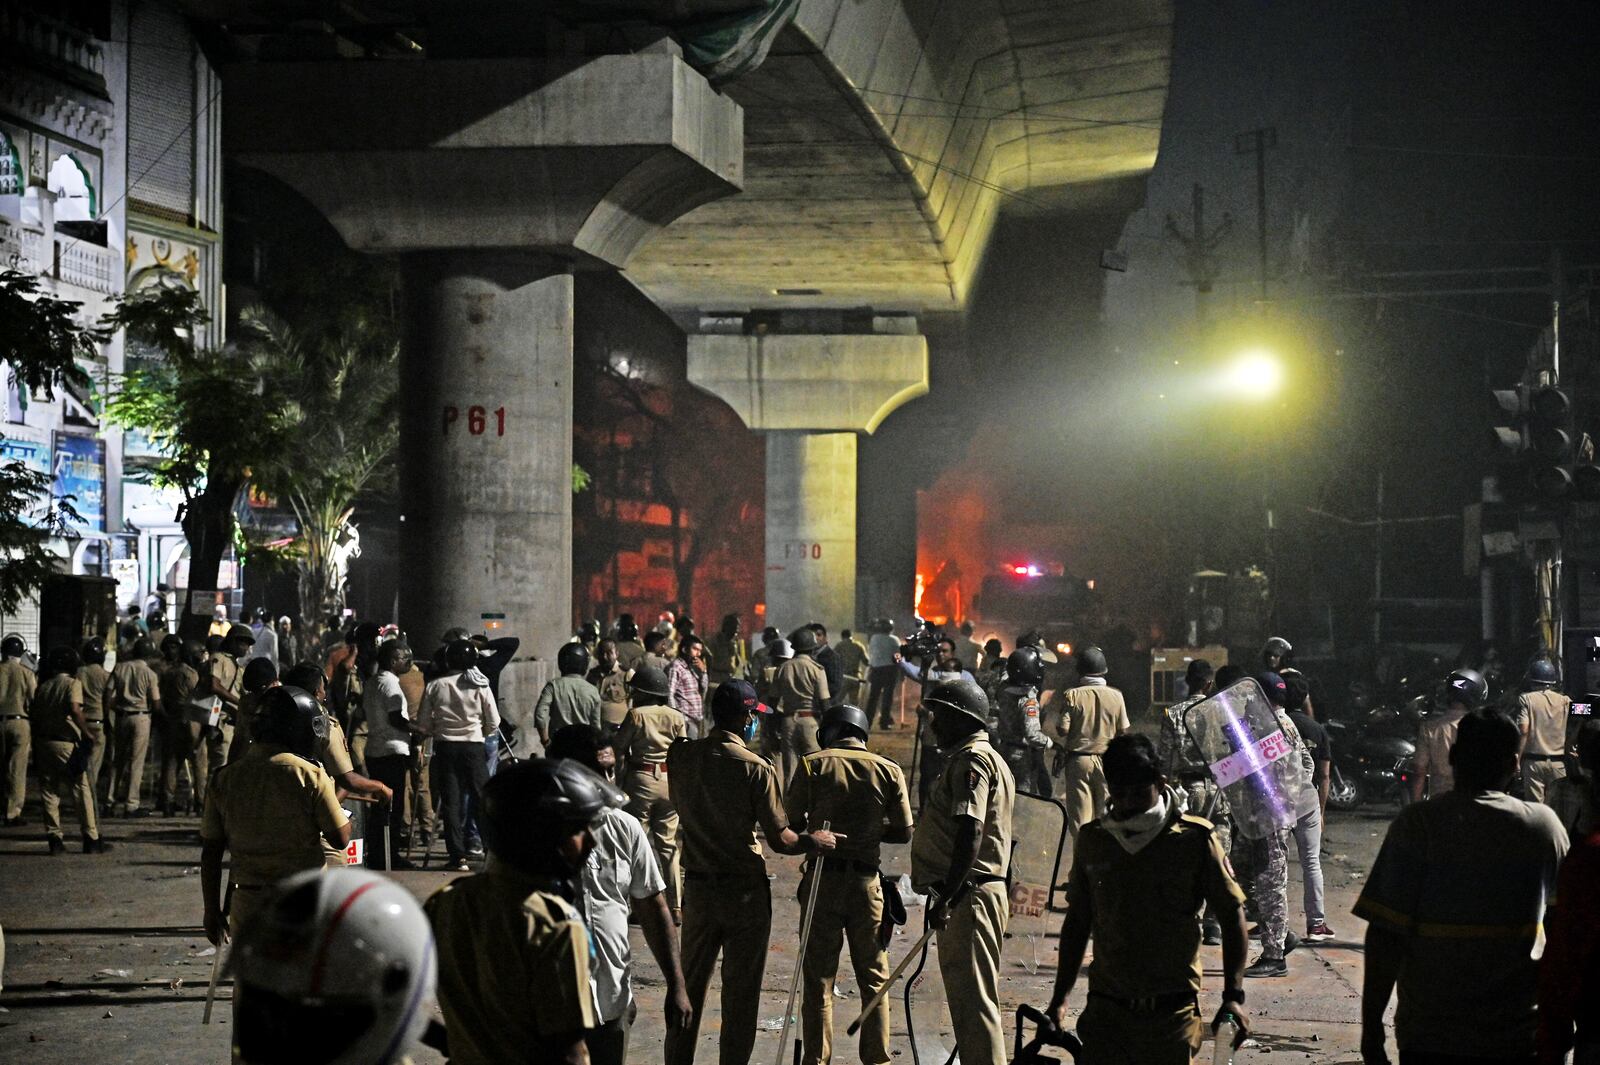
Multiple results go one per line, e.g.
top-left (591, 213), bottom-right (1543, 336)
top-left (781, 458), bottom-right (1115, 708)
top-left (233, 868), bottom-right (436, 1065)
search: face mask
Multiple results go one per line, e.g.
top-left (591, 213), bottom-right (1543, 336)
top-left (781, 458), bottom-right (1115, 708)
top-left (743, 717), bottom-right (760, 744)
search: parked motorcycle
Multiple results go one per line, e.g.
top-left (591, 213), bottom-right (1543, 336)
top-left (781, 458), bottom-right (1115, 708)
top-left (1326, 706), bottom-right (1417, 810)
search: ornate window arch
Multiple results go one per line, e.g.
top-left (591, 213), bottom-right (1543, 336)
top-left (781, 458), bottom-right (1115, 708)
top-left (47, 152), bottom-right (96, 221)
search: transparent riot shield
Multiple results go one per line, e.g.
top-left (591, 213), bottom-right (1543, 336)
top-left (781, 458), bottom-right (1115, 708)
top-left (1008, 791), bottom-right (1068, 975)
top-left (1183, 678), bottom-right (1300, 840)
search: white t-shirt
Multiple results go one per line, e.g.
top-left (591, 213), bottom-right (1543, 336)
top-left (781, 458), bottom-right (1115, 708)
top-left (577, 806), bottom-right (667, 1022)
top-left (361, 672), bottom-right (410, 758)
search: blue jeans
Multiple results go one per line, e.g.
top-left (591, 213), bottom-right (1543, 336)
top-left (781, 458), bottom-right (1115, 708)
top-left (1291, 801), bottom-right (1326, 927)
top-left (462, 734), bottom-right (499, 846)
top-left (432, 740), bottom-right (489, 862)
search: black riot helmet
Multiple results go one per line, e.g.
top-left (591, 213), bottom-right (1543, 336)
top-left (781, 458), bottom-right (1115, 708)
top-left (1075, 644), bottom-right (1108, 677)
top-left (443, 639), bottom-right (479, 673)
top-left (1, 634), bottom-right (24, 658)
top-left (820, 704), bottom-right (871, 747)
top-left (628, 665), bottom-right (671, 703)
top-left (923, 677), bottom-right (990, 729)
top-left (1005, 646), bottom-right (1045, 689)
top-left (557, 642), bottom-right (590, 676)
top-left (253, 686), bottom-right (327, 760)
top-left (81, 635), bottom-right (109, 666)
top-left (224, 623), bottom-right (256, 654)
top-left (615, 614), bottom-right (639, 641)
top-left (1445, 668), bottom-right (1488, 710)
top-left (159, 634), bottom-right (183, 662)
top-left (1262, 636), bottom-right (1293, 667)
top-left (1524, 656), bottom-right (1560, 689)
top-left (480, 759), bottom-right (622, 878)
top-left (44, 645), bottom-right (82, 677)
top-left (133, 636), bottom-right (159, 660)
top-left (243, 656), bottom-right (278, 694)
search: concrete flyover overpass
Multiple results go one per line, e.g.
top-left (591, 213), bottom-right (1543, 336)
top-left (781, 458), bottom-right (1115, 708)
top-left (190, 0), bottom-right (1172, 684)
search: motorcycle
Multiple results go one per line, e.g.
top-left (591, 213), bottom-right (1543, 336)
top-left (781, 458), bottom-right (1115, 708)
top-left (1326, 705), bottom-right (1417, 810)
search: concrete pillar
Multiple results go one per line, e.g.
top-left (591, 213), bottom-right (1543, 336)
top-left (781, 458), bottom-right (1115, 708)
top-left (398, 252), bottom-right (573, 662)
top-left (223, 48), bottom-right (741, 685)
top-left (688, 328), bottom-right (928, 635)
top-left (765, 432), bottom-right (857, 637)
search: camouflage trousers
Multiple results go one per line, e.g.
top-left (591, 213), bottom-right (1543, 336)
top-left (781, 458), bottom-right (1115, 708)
top-left (1249, 829), bottom-right (1291, 959)
top-left (1177, 777), bottom-right (1233, 925)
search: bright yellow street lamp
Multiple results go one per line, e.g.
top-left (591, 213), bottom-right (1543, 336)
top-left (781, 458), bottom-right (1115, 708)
top-left (1223, 348), bottom-right (1285, 400)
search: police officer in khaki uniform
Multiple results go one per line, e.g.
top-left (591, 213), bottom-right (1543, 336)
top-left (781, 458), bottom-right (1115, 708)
top-left (1516, 656), bottom-right (1572, 803)
top-left (278, 661), bottom-right (392, 867)
top-left (201, 686), bottom-right (351, 954)
top-left (0, 634), bottom-right (37, 825)
top-left (615, 664), bottom-right (687, 919)
top-left (667, 679), bottom-right (841, 1065)
top-left (768, 627), bottom-right (830, 784)
top-left (33, 646), bottom-right (111, 854)
top-left (395, 653), bottom-right (433, 847)
top-left (910, 677), bottom-right (1015, 1065)
top-left (588, 638), bottom-right (632, 728)
top-left (204, 624), bottom-right (256, 782)
top-left (1057, 645), bottom-right (1131, 842)
top-left (786, 704), bottom-right (913, 1065)
top-left (1047, 734), bottom-right (1250, 1065)
top-left (110, 637), bottom-right (163, 816)
top-left (155, 635), bottom-right (204, 816)
top-left (75, 637), bottom-right (114, 809)
top-left (425, 759), bottom-right (608, 1065)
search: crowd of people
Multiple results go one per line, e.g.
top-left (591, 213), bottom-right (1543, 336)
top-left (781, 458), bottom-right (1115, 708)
top-left (3, 609), bottom-right (1599, 1065)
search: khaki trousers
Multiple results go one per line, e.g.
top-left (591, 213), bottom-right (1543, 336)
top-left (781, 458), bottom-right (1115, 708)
top-left (2, 717), bottom-right (30, 820)
top-left (1524, 758), bottom-right (1567, 804)
top-left (1077, 994), bottom-right (1203, 1065)
top-left (84, 720), bottom-right (109, 801)
top-left (765, 713), bottom-right (821, 787)
top-left (625, 766), bottom-right (680, 910)
top-left (38, 739), bottom-right (99, 842)
top-left (160, 717), bottom-right (207, 811)
top-left (206, 721), bottom-right (234, 785)
top-left (1062, 753), bottom-right (1109, 840)
top-left (938, 880), bottom-right (1009, 1065)
top-left (113, 712), bottom-right (152, 810)
top-left (407, 738), bottom-right (434, 839)
top-left (800, 868), bottom-right (891, 1065)
top-left (668, 875), bottom-right (772, 1065)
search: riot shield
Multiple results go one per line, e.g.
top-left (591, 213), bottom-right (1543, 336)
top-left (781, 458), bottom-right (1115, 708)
top-left (1008, 791), bottom-right (1068, 975)
top-left (1182, 678), bottom-right (1299, 840)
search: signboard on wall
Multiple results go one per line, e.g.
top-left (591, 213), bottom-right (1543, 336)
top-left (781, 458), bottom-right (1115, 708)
top-left (52, 432), bottom-right (105, 532)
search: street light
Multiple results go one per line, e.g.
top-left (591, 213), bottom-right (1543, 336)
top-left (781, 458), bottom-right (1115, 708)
top-left (1223, 348), bottom-right (1284, 399)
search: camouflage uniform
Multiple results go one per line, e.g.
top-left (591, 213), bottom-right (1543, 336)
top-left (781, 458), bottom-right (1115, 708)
top-left (1157, 694), bottom-right (1232, 856)
top-left (994, 684), bottom-right (1053, 795)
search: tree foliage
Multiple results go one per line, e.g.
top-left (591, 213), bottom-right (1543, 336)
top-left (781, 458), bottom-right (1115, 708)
top-left (0, 270), bottom-right (96, 615)
top-left (242, 307), bottom-right (398, 627)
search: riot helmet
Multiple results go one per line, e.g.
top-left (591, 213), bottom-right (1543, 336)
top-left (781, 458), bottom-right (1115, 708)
top-left (1524, 656), bottom-right (1560, 688)
top-left (233, 868), bottom-right (436, 1065)
top-left (789, 627), bottom-right (819, 655)
top-left (443, 639), bottom-right (479, 673)
top-left (1005, 646), bottom-right (1045, 689)
top-left (628, 665), bottom-right (671, 703)
top-left (0, 634), bottom-right (24, 658)
top-left (616, 615), bottom-right (639, 641)
top-left (243, 657), bottom-right (278, 693)
top-left (557, 641), bottom-right (590, 676)
top-left (820, 704), bottom-right (871, 747)
top-left (159, 634), bottom-right (182, 662)
top-left (43, 645), bottom-right (82, 677)
top-left (254, 686), bottom-right (327, 760)
top-left (1445, 668), bottom-right (1488, 709)
top-left (923, 677), bottom-right (990, 729)
top-left (480, 759), bottom-right (622, 879)
top-left (1074, 644), bottom-right (1108, 677)
top-left (768, 638), bottom-right (794, 663)
top-left (132, 636), bottom-right (158, 660)
top-left (82, 635), bottom-right (109, 666)
top-left (224, 623), bottom-right (256, 654)
top-left (1262, 636), bottom-right (1293, 667)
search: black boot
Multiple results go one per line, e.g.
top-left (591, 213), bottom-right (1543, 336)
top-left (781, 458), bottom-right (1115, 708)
top-left (48, 835), bottom-right (66, 855)
top-left (83, 837), bottom-right (114, 854)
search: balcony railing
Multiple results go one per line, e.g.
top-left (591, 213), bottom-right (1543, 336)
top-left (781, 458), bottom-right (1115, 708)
top-left (1, 216), bottom-right (119, 296)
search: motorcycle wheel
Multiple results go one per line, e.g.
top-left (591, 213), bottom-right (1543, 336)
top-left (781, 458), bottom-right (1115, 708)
top-left (1328, 770), bottom-right (1364, 811)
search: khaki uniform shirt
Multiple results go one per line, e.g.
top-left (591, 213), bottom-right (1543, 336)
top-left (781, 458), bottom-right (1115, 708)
top-left (785, 738), bottom-right (912, 868)
top-left (0, 658), bottom-right (38, 717)
top-left (911, 732), bottom-right (1015, 891)
top-left (425, 865), bottom-right (598, 1061)
top-left (834, 638), bottom-right (869, 682)
top-left (588, 666), bottom-right (631, 725)
top-left (397, 665), bottom-right (425, 717)
top-left (208, 653), bottom-right (242, 712)
top-left (773, 656), bottom-right (830, 715)
top-left (615, 639), bottom-right (647, 674)
top-left (707, 633), bottom-right (748, 681)
top-left (1518, 689), bottom-right (1572, 757)
top-left (111, 658), bottom-right (160, 712)
top-left (1067, 809), bottom-right (1246, 998)
top-left (667, 727), bottom-right (788, 876)
top-left (75, 664), bottom-right (112, 723)
top-left (31, 676), bottom-right (84, 743)
top-left (200, 744), bottom-right (345, 887)
top-left (157, 663), bottom-right (199, 718)
top-left (1413, 708), bottom-right (1467, 796)
top-left (1059, 683), bottom-right (1131, 754)
top-left (616, 702), bottom-right (687, 767)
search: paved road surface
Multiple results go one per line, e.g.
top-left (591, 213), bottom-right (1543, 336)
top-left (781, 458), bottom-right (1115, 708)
top-left (0, 725), bottom-right (1395, 1064)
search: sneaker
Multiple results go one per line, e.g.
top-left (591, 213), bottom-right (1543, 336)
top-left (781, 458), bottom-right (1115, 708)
top-left (1244, 956), bottom-right (1287, 978)
top-left (447, 858), bottom-right (470, 873)
top-left (1305, 922), bottom-right (1336, 943)
top-left (1201, 920), bottom-right (1223, 945)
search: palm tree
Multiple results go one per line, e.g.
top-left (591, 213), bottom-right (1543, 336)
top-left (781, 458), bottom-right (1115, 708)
top-left (242, 308), bottom-right (397, 631)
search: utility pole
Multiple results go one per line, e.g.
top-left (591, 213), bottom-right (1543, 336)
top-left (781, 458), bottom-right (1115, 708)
top-left (1164, 182), bottom-right (1232, 320)
top-left (1234, 127), bottom-right (1278, 302)
top-left (1539, 248), bottom-right (1566, 659)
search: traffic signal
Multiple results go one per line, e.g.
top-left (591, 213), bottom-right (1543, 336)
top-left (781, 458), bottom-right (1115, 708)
top-left (1489, 383), bottom-right (1600, 502)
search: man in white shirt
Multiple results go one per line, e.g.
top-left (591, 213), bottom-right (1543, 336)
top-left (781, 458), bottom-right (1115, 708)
top-left (547, 724), bottom-right (693, 1065)
top-left (417, 638), bottom-right (501, 872)
top-left (865, 619), bottom-right (903, 730)
top-left (362, 640), bottom-right (416, 869)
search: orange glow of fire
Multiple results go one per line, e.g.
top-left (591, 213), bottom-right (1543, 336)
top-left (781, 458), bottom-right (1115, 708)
top-left (914, 571), bottom-right (926, 614)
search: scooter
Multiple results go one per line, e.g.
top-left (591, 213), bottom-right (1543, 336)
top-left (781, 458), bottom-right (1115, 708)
top-left (1326, 707), bottom-right (1416, 810)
